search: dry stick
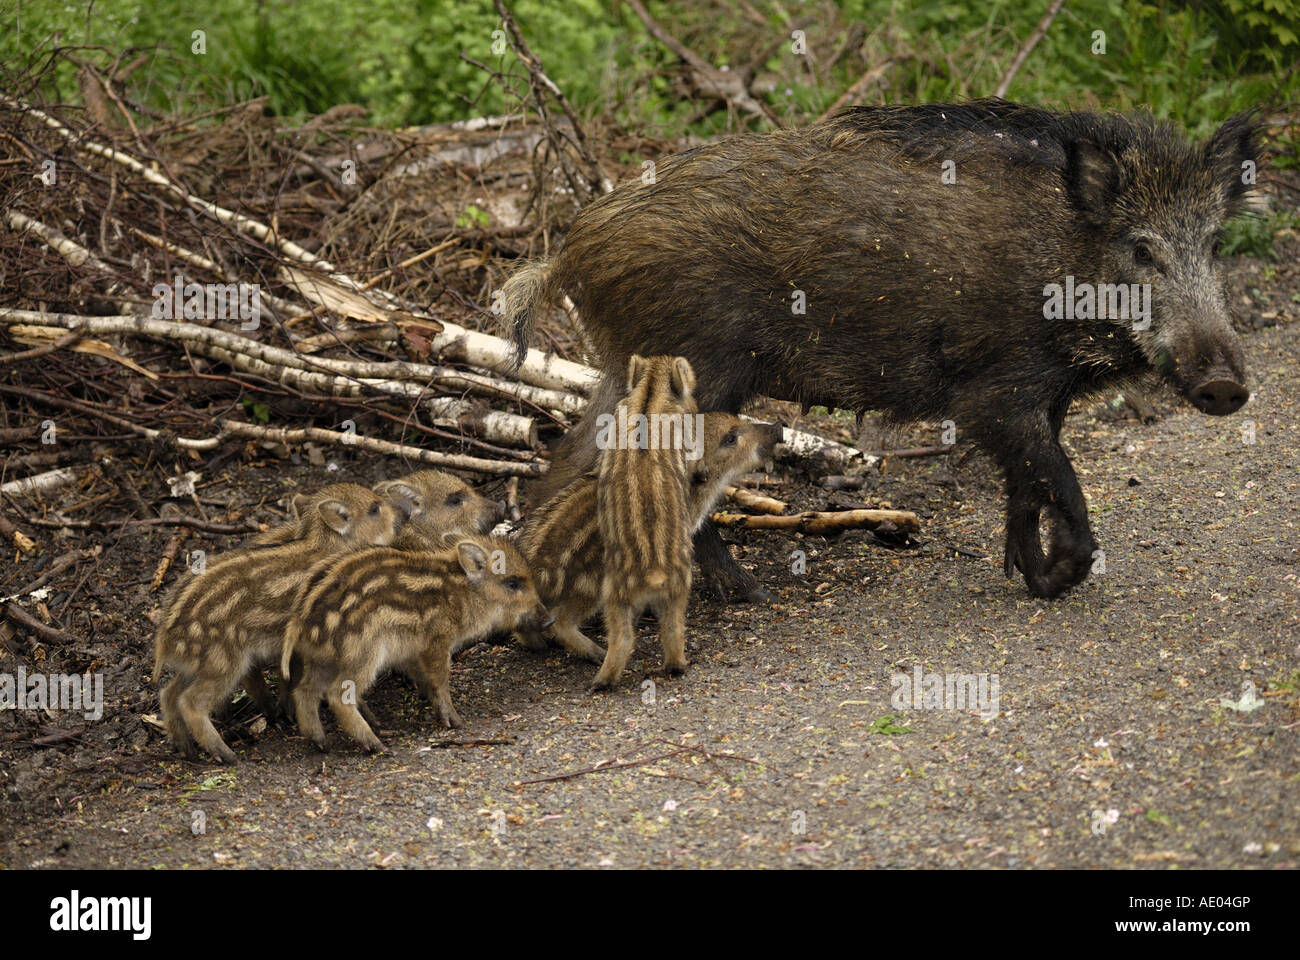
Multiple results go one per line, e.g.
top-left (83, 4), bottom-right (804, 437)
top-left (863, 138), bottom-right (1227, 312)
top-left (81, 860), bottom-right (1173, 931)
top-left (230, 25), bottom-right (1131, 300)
top-left (358, 238), bottom-right (459, 291)
top-left (0, 511), bottom-right (37, 553)
top-left (7, 324), bottom-right (157, 379)
top-left (9, 545), bottom-right (101, 598)
top-left (0, 328), bottom-right (85, 364)
top-left (710, 508), bottom-right (921, 534)
top-left (4, 97), bottom-right (439, 335)
top-left (817, 58), bottom-right (896, 121)
top-left (196, 342), bottom-right (539, 447)
top-left (150, 534), bottom-right (184, 592)
top-left (0, 467), bottom-right (78, 498)
top-left (515, 747), bottom-right (692, 786)
top-left (495, 0), bottom-right (611, 196)
top-left (866, 445), bottom-right (954, 459)
top-left (623, 0), bottom-right (778, 125)
top-left (5, 209), bottom-right (115, 273)
top-left (0, 310), bottom-right (586, 415)
top-left (216, 422), bottom-right (545, 476)
top-left (748, 416), bottom-right (874, 472)
top-left (0, 383), bottom-right (542, 476)
top-left (128, 226), bottom-right (306, 320)
top-left (2, 601), bottom-right (73, 643)
top-left (724, 485), bottom-right (786, 514)
top-left (277, 269), bottom-right (598, 396)
top-left (993, 0), bottom-right (1065, 99)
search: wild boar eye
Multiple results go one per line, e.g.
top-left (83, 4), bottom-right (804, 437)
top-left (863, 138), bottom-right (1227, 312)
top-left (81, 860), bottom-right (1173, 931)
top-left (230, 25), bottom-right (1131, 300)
top-left (722, 431), bottom-right (738, 447)
top-left (1133, 242), bottom-right (1154, 266)
top-left (446, 493), bottom-right (465, 507)
top-left (368, 503), bottom-right (380, 516)
top-left (504, 576), bottom-right (524, 591)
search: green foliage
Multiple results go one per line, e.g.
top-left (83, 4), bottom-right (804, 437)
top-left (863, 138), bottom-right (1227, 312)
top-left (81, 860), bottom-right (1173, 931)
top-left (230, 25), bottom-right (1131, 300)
top-left (1219, 210), bottom-right (1300, 261)
top-left (240, 397), bottom-right (271, 423)
top-left (869, 714), bottom-right (914, 735)
top-left (1220, 0), bottom-right (1300, 56)
top-left (2, 1), bottom-right (1293, 158)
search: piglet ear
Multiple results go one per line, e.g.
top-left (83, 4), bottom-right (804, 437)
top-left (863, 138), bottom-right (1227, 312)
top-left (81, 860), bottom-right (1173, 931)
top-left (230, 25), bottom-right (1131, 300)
top-left (384, 481), bottom-right (424, 517)
top-left (457, 541), bottom-right (490, 582)
top-left (317, 499), bottom-right (351, 535)
top-left (1203, 112), bottom-right (1265, 216)
top-left (670, 356), bottom-right (696, 402)
top-left (290, 493), bottom-right (310, 519)
top-left (1066, 139), bottom-right (1123, 224)
top-left (626, 354), bottom-right (646, 390)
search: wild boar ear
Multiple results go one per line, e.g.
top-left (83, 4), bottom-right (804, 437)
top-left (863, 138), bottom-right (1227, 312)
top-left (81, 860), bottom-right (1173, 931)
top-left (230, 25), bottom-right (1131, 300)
top-left (317, 499), bottom-right (352, 535)
top-left (626, 355), bottom-right (646, 389)
top-left (290, 493), bottom-right (311, 519)
top-left (670, 357), bottom-right (696, 401)
top-left (386, 482), bottom-right (424, 515)
top-left (457, 541), bottom-right (490, 582)
top-left (1066, 139), bottom-right (1122, 223)
top-left (1204, 112), bottom-right (1264, 215)
top-left (439, 530), bottom-right (460, 548)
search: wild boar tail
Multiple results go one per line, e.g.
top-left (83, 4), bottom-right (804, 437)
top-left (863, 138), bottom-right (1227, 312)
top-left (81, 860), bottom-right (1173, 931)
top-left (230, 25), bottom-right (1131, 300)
top-left (499, 258), bottom-right (556, 370)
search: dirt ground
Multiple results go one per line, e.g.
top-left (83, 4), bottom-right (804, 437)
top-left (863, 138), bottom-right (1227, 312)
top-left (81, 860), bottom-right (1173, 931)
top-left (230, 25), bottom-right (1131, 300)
top-left (3, 250), bottom-right (1299, 869)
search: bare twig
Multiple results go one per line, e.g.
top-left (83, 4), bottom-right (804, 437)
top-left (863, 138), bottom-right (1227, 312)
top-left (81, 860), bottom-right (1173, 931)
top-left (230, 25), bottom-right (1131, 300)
top-left (994, 0), bottom-right (1065, 99)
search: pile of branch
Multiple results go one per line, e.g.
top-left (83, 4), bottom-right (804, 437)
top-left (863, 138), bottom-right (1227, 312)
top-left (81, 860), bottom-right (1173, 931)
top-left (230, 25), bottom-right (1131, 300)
top-left (0, 44), bottom-right (868, 562)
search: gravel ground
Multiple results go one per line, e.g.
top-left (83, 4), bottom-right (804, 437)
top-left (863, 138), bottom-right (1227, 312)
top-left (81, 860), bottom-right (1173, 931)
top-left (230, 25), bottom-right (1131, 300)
top-left (2, 266), bottom-right (1297, 870)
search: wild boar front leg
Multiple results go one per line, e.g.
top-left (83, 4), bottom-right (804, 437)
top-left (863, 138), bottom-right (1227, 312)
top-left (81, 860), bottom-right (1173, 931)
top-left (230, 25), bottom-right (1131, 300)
top-left (998, 421), bottom-right (1097, 599)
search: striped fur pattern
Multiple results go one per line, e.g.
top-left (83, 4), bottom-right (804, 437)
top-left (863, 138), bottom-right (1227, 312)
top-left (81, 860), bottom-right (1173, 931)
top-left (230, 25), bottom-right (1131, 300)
top-left (153, 484), bottom-right (408, 764)
top-left (591, 355), bottom-right (698, 689)
top-left (249, 470), bottom-right (496, 548)
top-left (282, 536), bottom-right (551, 754)
top-left (375, 470), bottom-right (502, 548)
top-left (519, 413), bottom-right (782, 673)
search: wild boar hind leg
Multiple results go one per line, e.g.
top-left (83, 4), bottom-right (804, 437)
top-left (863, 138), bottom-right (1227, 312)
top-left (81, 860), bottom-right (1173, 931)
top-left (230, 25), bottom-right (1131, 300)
top-left (996, 421), bottom-right (1098, 599)
top-left (409, 654), bottom-right (464, 730)
top-left (694, 523), bottom-right (772, 603)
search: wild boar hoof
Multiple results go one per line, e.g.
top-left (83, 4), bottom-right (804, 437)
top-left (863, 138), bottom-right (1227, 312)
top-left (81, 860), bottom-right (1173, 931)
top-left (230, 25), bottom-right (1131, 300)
top-left (663, 660), bottom-right (688, 676)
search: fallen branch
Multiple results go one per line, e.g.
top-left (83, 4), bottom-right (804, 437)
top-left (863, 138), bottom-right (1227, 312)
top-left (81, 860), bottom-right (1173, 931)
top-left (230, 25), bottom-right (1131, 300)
top-left (0, 309), bottom-right (586, 415)
top-left (0, 467), bottom-right (79, 498)
top-left (710, 508), bottom-right (920, 534)
top-left (0, 383), bottom-right (544, 476)
top-left (751, 417), bottom-right (877, 471)
top-left (2, 600), bottom-right (73, 643)
top-left (725, 485), bottom-right (786, 514)
top-left (0, 510), bottom-right (37, 552)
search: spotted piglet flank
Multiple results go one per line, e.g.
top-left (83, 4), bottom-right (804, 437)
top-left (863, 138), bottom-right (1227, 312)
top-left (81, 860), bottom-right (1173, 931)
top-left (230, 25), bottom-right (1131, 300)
top-left (152, 484), bottom-right (410, 764)
top-left (373, 469), bottom-right (503, 547)
top-left (591, 355), bottom-right (698, 690)
top-left (282, 535), bottom-right (552, 754)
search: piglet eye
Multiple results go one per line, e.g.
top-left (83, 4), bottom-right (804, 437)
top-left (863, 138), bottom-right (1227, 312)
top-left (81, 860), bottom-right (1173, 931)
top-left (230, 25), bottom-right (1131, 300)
top-left (504, 576), bottom-right (524, 592)
top-left (722, 431), bottom-right (738, 447)
top-left (369, 503), bottom-right (380, 516)
top-left (1134, 242), bottom-right (1153, 266)
top-left (446, 493), bottom-right (465, 507)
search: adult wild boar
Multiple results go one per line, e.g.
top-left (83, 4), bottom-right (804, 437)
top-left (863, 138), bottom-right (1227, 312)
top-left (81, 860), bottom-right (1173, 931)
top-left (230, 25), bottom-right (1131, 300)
top-left (503, 99), bottom-right (1261, 599)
